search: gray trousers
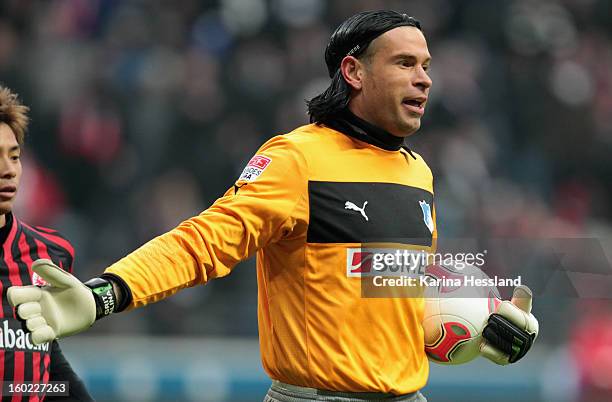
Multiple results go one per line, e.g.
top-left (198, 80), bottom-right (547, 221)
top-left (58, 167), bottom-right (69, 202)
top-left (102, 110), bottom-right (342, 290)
top-left (263, 381), bottom-right (427, 402)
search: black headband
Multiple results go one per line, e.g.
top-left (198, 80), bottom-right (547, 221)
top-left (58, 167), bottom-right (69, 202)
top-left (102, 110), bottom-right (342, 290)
top-left (345, 15), bottom-right (420, 58)
top-left (325, 13), bottom-right (421, 78)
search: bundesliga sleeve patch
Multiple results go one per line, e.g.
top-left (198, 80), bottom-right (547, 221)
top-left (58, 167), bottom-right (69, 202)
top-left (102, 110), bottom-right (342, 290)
top-left (239, 155), bottom-right (271, 182)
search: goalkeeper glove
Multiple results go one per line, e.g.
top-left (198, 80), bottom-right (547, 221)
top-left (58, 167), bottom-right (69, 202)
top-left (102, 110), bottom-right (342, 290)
top-left (7, 259), bottom-right (121, 345)
top-left (479, 285), bottom-right (539, 365)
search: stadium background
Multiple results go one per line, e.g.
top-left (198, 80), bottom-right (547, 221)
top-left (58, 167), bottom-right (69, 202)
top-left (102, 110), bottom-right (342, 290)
top-left (1, 0), bottom-right (611, 401)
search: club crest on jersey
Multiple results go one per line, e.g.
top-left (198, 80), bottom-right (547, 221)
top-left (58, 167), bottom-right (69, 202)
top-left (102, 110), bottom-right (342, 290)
top-left (346, 249), bottom-right (373, 277)
top-left (239, 155), bottom-right (271, 182)
top-left (31, 272), bottom-right (48, 286)
top-left (419, 200), bottom-right (434, 234)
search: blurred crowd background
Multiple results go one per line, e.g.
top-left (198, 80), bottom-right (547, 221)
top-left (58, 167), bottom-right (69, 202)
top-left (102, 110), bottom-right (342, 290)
top-left (1, 0), bottom-right (611, 401)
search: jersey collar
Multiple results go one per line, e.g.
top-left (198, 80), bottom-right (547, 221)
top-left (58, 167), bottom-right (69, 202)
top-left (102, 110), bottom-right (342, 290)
top-left (0, 212), bottom-right (14, 246)
top-left (324, 109), bottom-right (406, 152)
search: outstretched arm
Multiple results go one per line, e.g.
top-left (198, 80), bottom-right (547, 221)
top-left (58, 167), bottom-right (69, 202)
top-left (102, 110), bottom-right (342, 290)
top-left (8, 135), bottom-right (307, 344)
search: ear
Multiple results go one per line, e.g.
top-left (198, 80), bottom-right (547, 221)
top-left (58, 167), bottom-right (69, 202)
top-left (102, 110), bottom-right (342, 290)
top-left (340, 56), bottom-right (365, 91)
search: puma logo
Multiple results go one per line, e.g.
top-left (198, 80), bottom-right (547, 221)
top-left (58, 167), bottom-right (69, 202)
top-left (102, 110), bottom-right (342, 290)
top-left (345, 201), bottom-right (369, 221)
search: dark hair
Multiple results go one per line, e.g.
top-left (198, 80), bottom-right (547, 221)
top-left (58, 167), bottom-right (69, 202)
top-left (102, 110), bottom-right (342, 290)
top-left (306, 11), bottom-right (421, 124)
top-left (0, 85), bottom-right (29, 145)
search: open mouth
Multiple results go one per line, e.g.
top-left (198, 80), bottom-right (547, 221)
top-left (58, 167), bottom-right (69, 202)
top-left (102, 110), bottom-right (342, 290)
top-left (402, 97), bottom-right (426, 115)
top-left (403, 99), bottom-right (424, 108)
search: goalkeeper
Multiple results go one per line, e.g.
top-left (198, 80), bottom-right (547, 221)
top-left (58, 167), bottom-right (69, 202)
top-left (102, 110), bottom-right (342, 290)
top-left (7, 10), bottom-right (538, 402)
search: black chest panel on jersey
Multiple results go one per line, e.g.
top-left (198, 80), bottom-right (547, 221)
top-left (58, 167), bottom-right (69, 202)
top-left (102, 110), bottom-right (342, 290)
top-left (307, 181), bottom-right (433, 246)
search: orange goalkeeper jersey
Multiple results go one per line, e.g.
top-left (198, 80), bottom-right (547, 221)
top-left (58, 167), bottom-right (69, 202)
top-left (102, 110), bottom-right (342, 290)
top-left (105, 122), bottom-right (437, 395)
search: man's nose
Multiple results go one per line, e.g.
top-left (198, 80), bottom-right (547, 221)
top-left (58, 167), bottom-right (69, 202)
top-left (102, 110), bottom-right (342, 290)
top-left (414, 66), bottom-right (432, 90)
top-left (0, 157), bottom-right (17, 178)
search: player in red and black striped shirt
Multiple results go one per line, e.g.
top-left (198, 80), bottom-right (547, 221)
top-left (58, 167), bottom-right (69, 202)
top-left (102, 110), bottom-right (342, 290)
top-left (0, 86), bottom-right (92, 401)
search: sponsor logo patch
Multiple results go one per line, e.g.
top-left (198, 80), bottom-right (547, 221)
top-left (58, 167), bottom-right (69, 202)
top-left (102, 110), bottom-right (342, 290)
top-left (0, 320), bottom-right (50, 351)
top-left (346, 249), bottom-right (374, 277)
top-left (346, 248), bottom-right (429, 278)
top-left (239, 155), bottom-right (271, 182)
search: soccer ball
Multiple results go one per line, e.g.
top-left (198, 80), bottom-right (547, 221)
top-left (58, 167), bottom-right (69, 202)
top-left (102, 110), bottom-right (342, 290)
top-left (422, 263), bottom-right (501, 365)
